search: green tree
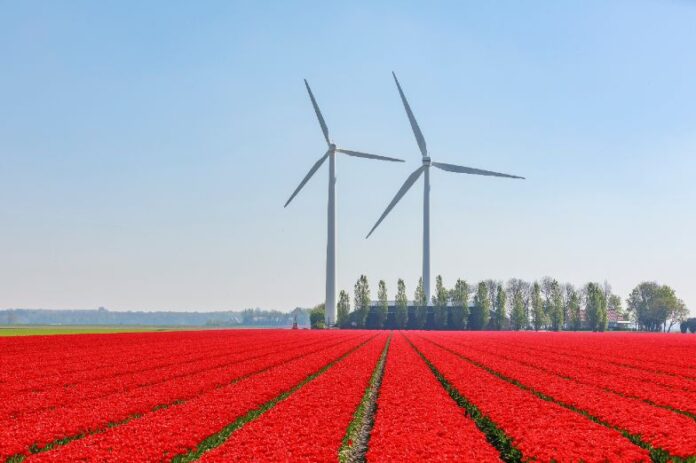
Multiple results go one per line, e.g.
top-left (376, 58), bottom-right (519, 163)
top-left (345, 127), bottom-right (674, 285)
top-left (507, 279), bottom-right (529, 331)
top-left (414, 276), bottom-right (427, 306)
top-left (353, 275), bottom-right (371, 329)
top-left (490, 284), bottom-right (507, 330)
top-left (565, 284), bottom-right (582, 330)
top-left (373, 280), bottom-right (388, 329)
top-left (627, 282), bottom-right (685, 332)
top-left (540, 277), bottom-right (557, 330)
top-left (607, 294), bottom-right (623, 318)
top-left (394, 279), bottom-right (408, 329)
top-left (531, 282), bottom-right (545, 331)
top-left (599, 297), bottom-right (608, 331)
top-left (337, 290), bottom-right (350, 328)
top-left (682, 318), bottom-right (696, 334)
top-left (549, 280), bottom-right (564, 331)
top-left (601, 282), bottom-right (621, 327)
top-left (485, 280), bottom-right (498, 319)
top-left (409, 277), bottom-right (427, 329)
top-left (680, 320), bottom-right (689, 333)
top-left (470, 282), bottom-right (491, 330)
top-left (667, 300), bottom-right (688, 332)
top-left (449, 279), bottom-right (470, 330)
top-left (585, 282), bottom-right (607, 331)
top-left (431, 275), bottom-right (448, 329)
top-left (309, 303), bottom-right (325, 329)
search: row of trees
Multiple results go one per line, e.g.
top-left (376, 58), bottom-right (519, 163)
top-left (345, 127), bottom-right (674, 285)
top-left (325, 276), bottom-right (688, 332)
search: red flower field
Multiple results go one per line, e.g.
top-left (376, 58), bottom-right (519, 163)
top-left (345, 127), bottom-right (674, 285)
top-left (1, 330), bottom-right (695, 462)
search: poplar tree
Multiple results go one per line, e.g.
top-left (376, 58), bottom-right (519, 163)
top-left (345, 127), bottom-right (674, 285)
top-left (353, 275), bottom-right (371, 329)
top-left (549, 279), bottom-right (564, 331)
top-left (411, 277), bottom-right (427, 329)
top-left (485, 280), bottom-right (498, 319)
top-left (337, 290), bottom-right (350, 328)
top-left (507, 278), bottom-right (529, 330)
top-left (492, 284), bottom-right (507, 330)
top-left (585, 282), bottom-right (607, 332)
top-left (531, 281), bottom-right (545, 331)
top-left (449, 279), bottom-right (470, 330)
top-left (470, 282), bottom-right (491, 330)
top-left (540, 277), bottom-right (556, 329)
top-left (566, 284), bottom-right (582, 330)
top-left (376, 280), bottom-right (388, 329)
top-left (395, 279), bottom-right (408, 329)
top-left (432, 275), bottom-right (448, 329)
top-left (414, 277), bottom-right (427, 305)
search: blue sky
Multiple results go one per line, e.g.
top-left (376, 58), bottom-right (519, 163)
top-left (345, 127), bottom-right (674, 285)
top-left (1, 1), bottom-right (694, 314)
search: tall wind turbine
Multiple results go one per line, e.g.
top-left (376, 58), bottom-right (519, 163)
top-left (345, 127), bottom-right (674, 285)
top-left (367, 72), bottom-right (525, 304)
top-left (286, 79), bottom-right (404, 325)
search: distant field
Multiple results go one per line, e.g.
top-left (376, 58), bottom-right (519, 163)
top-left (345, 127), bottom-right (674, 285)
top-left (0, 325), bottom-right (201, 336)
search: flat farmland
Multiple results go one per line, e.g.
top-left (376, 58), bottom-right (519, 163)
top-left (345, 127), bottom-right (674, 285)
top-left (1, 330), bottom-right (695, 462)
top-left (0, 325), bottom-right (202, 337)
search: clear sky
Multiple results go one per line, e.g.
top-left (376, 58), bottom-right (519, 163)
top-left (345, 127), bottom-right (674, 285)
top-left (1, 1), bottom-right (694, 314)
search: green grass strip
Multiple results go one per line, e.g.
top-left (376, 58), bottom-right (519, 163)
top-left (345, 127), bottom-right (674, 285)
top-left (404, 335), bottom-right (523, 463)
top-left (338, 333), bottom-right (391, 463)
top-left (425, 336), bottom-right (696, 463)
top-left (171, 335), bottom-right (378, 463)
top-left (0, 325), bottom-right (196, 336)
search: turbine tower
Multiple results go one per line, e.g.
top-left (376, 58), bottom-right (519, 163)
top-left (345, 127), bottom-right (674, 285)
top-left (367, 72), bottom-right (525, 304)
top-left (286, 79), bottom-right (404, 326)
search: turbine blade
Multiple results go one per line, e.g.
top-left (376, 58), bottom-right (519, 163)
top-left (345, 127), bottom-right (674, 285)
top-left (392, 72), bottom-right (427, 157)
top-left (432, 161), bottom-right (525, 179)
top-left (336, 148), bottom-right (404, 163)
top-left (284, 151), bottom-right (330, 207)
top-left (366, 166), bottom-right (425, 238)
top-left (304, 79), bottom-right (330, 145)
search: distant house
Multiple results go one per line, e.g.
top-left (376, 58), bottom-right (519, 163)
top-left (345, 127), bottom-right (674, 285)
top-left (575, 307), bottom-right (634, 331)
top-left (607, 306), bottom-right (634, 330)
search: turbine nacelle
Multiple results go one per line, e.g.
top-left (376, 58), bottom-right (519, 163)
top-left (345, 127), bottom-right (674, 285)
top-left (287, 79), bottom-right (406, 326)
top-left (284, 80), bottom-right (405, 209)
top-left (367, 72), bottom-right (526, 237)
top-left (367, 72), bottom-right (526, 305)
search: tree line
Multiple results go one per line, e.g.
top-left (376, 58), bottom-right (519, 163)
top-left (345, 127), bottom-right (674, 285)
top-left (309, 276), bottom-right (688, 332)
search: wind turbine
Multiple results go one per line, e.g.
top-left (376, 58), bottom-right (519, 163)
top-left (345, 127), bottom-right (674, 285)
top-left (285, 79), bottom-right (404, 326)
top-left (367, 72), bottom-right (525, 304)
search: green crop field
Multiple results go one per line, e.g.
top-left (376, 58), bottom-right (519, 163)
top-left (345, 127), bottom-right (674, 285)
top-left (0, 325), bottom-right (202, 337)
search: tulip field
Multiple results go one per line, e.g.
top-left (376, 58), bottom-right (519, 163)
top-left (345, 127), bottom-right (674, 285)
top-left (1, 330), bottom-right (695, 462)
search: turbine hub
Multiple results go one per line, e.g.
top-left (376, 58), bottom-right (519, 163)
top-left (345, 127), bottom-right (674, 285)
top-left (422, 157), bottom-right (432, 166)
top-left (329, 143), bottom-right (336, 151)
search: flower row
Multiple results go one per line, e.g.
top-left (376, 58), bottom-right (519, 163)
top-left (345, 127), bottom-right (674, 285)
top-left (429, 332), bottom-right (696, 458)
top-left (0, 332), bottom-right (363, 459)
top-left (0, 332), bottom-right (321, 417)
top-left (407, 333), bottom-right (650, 462)
top-left (367, 333), bottom-right (501, 462)
top-left (24, 333), bottom-right (372, 463)
top-left (199, 333), bottom-right (388, 462)
top-left (448, 334), bottom-right (696, 416)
